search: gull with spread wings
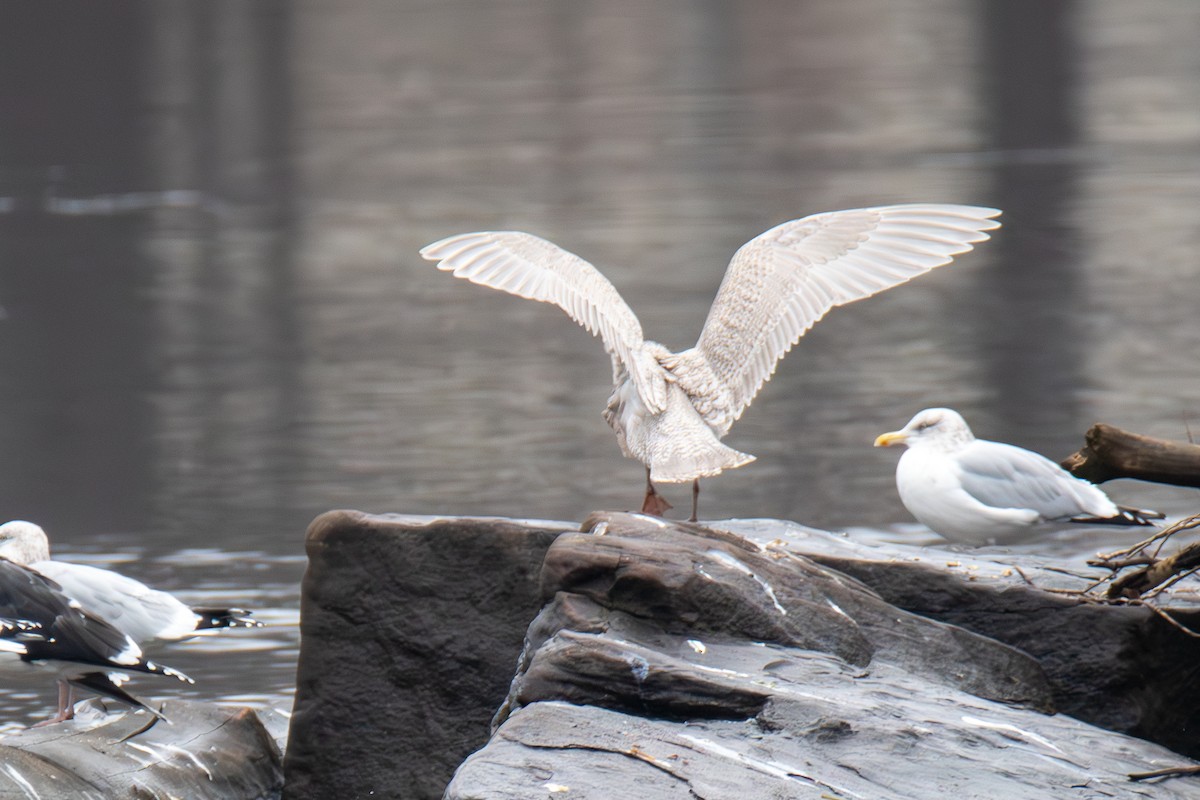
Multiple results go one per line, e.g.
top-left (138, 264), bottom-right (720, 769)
top-left (422, 204), bottom-right (1001, 521)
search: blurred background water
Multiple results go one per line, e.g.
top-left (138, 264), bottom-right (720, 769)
top-left (0, 0), bottom-right (1198, 728)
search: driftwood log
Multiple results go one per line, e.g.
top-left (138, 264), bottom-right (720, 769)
top-left (1062, 423), bottom-right (1200, 487)
top-left (1062, 423), bottom-right (1200, 600)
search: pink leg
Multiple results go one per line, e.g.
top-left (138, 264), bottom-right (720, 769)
top-left (34, 680), bottom-right (76, 726)
top-left (640, 467), bottom-right (673, 516)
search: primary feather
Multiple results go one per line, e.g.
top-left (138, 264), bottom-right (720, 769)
top-left (696, 205), bottom-right (1001, 425)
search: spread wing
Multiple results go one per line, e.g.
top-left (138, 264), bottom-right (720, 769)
top-left (693, 204), bottom-right (1001, 421)
top-left (421, 231), bottom-right (666, 411)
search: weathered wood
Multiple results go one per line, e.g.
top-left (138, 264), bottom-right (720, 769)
top-left (1061, 423), bottom-right (1200, 487)
top-left (1107, 540), bottom-right (1200, 599)
top-left (1130, 764), bottom-right (1200, 781)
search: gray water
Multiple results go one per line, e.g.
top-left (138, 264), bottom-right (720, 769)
top-left (0, 1), bottom-right (1198, 729)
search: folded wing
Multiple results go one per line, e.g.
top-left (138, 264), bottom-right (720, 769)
top-left (695, 204), bottom-right (1001, 422)
top-left (955, 440), bottom-right (1117, 520)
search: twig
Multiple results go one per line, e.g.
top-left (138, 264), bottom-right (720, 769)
top-left (1085, 555), bottom-right (1156, 570)
top-left (1094, 513), bottom-right (1200, 563)
top-left (1144, 565), bottom-right (1200, 601)
top-left (1129, 764), bottom-right (1200, 781)
top-left (1137, 600), bottom-right (1200, 639)
top-left (1107, 539), bottom-right (1200, 598)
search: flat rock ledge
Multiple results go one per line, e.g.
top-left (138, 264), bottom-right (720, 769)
top-left (0, 699), bottom-right (283, 799)
top-left (285, 510), bottom-right (1200, 799)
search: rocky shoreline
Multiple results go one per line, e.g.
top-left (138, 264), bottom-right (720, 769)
top-left (7, 510), bottom-right (1198, 798)
top-left (284, 510), bottom-right (1200, 799)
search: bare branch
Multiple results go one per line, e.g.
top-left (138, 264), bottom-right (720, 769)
top-left (1137, 600), bottom-right (1200, 639)
top-left (1106, 541), bottom-right (1200, 598)
top-left (1129, 764), bottom-right (1200, 781)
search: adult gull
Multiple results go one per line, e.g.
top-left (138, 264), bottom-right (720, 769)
top-left (0, 520), bottom-right (261, 649)
top-left (874, 407), bottom-right (1162, 544)
top-left (0, 557), bottom-right (193, 723)
top-left (422, 204), bottom-right (1002, 520)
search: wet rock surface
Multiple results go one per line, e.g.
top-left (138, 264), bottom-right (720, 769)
top-left (520, 517), bottom-right (1055, 713)
top-left (287, 510), bottom-right (1200, 798)
top-left (0, 699), bottom-right (283, 799)
top-left (725, 517), bottom-right (1200, 759)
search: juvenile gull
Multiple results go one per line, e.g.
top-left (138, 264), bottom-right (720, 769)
top-left (423, 204), bottom-right (1001, 520)
top-left (0, 520), bottom-right (261, 649)
top-left (0, 557), bottom-right (193, 723)
top-left (874, 407), bottom-right (1162, 544)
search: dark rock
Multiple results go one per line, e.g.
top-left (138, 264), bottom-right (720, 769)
top-left (0, 699), bottom-right (282, 799)
top-left (510, 626), bottom-right (771, 721)
top-left (539, 527), bottom-right (876, 667)
top-left (283, 510), bottom-right (572, 800)
top-left (523, 514), bottom-right (1055, 713)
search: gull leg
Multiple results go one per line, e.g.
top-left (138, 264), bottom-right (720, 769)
top-left (35, 680), bottom-right (76, 726)
top-left (689, 479), bottom-right (700, 523)
top-left (641, 467), bottom-right (673, 516)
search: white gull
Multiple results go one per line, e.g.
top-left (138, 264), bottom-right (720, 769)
top-left (874, 407), bottom-right (1162, 544)
top-left (423, 204), bottom-right (1002, 520)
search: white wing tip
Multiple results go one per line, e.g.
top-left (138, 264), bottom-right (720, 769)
top-left (420, 231), bottom-right (521, 263)
top-left (871, 204), bottom-right (1003, 239)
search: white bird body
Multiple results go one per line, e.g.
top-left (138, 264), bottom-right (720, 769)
top-left (603, 345), bottom-right (753, 483)
top-left (33, 561), bottom-right (202, 646)
top-left (0, 521), bottom-right (259, 650)
top-left (876, 408), bottom-right (1159, 544)
top-left (423, 204), bottom-right (1002, 518)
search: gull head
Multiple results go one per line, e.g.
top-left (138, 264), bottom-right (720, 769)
top-left (0, 520), bottom-right (51, 564)
top-left (874, 407), bottom-right (975, 452)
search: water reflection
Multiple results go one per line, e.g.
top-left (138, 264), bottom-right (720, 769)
top-left (975, 0), bottom-right (1084, 447)
top-left (1, 1), bottom-right (1199, 727)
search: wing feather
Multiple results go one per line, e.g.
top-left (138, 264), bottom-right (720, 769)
top-left (422, 230), bottom-right (655, 402)
top-left (955, 441), bottom-right (1116, 520)
top-left (695, 204), bottom-right (1001, 419)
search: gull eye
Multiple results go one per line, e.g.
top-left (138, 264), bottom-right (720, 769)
top-left (916, 419), bottom-right (937, 431)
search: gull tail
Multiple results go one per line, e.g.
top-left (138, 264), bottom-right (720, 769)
top-left (650, 438), bottom-right (755, 484)
top-left (640, 389), bottom-right (757, 483)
